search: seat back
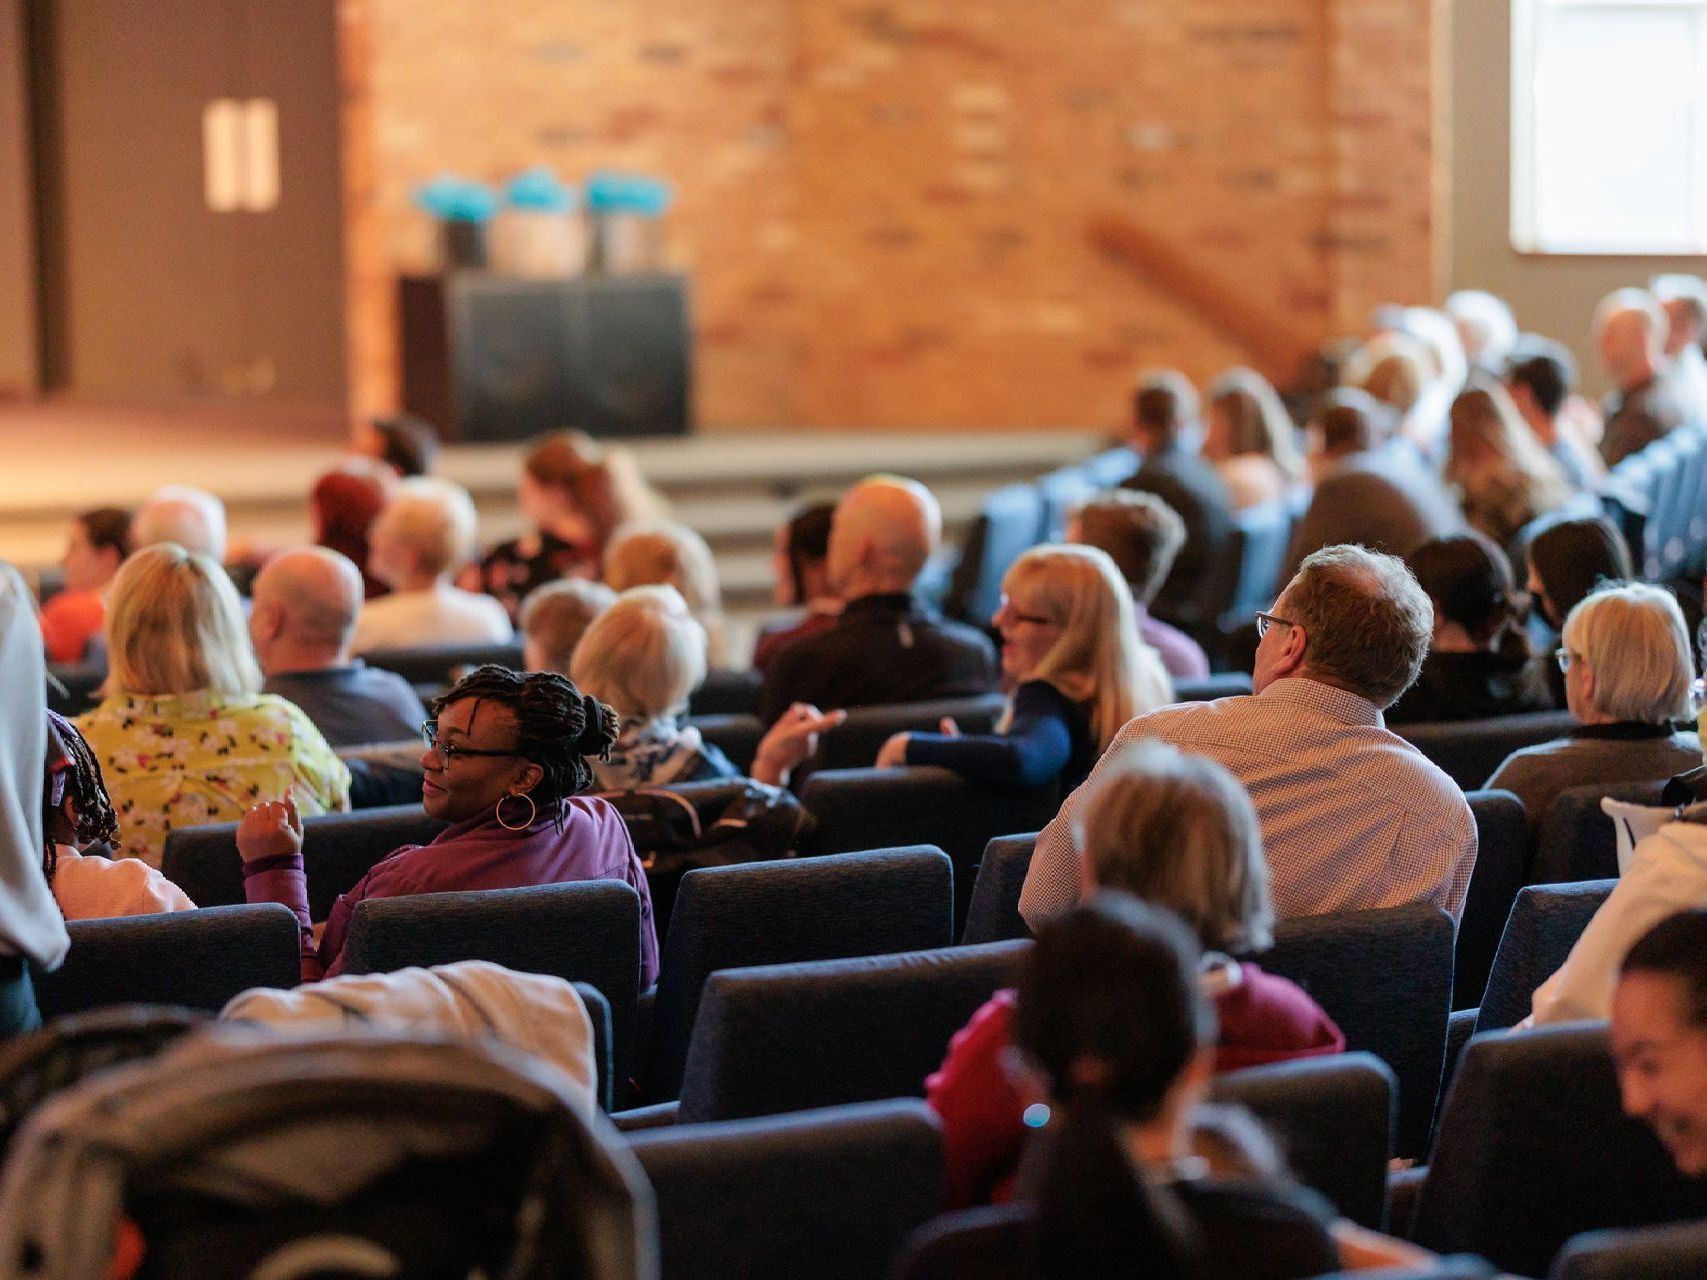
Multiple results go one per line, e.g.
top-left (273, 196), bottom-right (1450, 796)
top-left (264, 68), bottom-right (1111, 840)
top-left (1252, 903), bottom-right (1453, 1158)
top-left (569, 982), bottom-right (614, 1114)
top-left (33, 904), bottom-right (303, 1019)
top-left (1413, 1024), bottom-right (1707, 1277)
top-left (687, 668), bottom-right (763, 717)
top-left (1477, 880), bottom-right (1616, 1032)
top-left (1225, 497), bottom-right (1294, 621)
top-left (357, 642), bottom-right (525, 688)
top-left (342, 880), bottom-right (644, 1086)
top-left (944, 484), bottom-right (1046, 625)
top-left (807, 695), bottom-right (1008, 773)
top-left (962, 833), bottom-right (1037, 945)
top-left (1035, 466), bottom-right (1100, 542)
top-left (677, 941), bottom-right (1030, 1124)
top-left (646, 846), bottom-right (955, 1102)
top-left (627, 1099), bottom-right (942, 1280)
top-left (46, 661), bottom-right (105, 715)
top-left (1534, 781), bottom-right (1672, 886)
top-left (1551, 1220), bottom-right (1707, 1280)
top-left (1458, 789), bottom-right (1529, 1009)
top-left (683, 713), bottom-right (764, 774)
top-left (1395, 710), bottom-right (1581, 791)
top-left (1171, 672), bottom-right (1252, 703)
top-left (161, 805), bottom-right (445, 915)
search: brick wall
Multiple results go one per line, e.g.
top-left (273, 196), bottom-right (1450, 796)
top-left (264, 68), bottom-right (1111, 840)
top-left (341, 0), bottom-right (1436, 431)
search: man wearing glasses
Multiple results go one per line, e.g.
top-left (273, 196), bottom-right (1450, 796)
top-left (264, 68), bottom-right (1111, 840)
top-left (1020, 544), bottom-right (1476, 929)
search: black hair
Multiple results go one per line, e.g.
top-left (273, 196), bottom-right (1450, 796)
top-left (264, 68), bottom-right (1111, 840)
top-left (1528, 515), bottom-right (1633, 627)
top-left (1014, 893), bottom-right (1216, 1280)
top-left (1505, 335), bottom-right (1576, 418)
top-left (1622, 910), bottom-right (1707, 1030)
top-left (1407, 532), bottom-right (1526, 651)
top-left (77, 507), bottom-right (133, 560)
top-left (1316, 386), bottom-right (1393, 454)
top-left (42, 711), bottom-right (120, 883)
top-left (371, 414), bottom-right (440, 478)
top-left (784, 502), bottom-right (835, 604)
top-left (430, 666), bottom-right (618, 821)
top-left (1133, 372), bottom-right (1200, 444)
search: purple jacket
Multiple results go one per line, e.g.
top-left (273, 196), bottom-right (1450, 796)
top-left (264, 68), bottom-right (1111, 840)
top-left (244, 795), bottom-right (659, 986)
top-left (1136, 606), bottom-right (1211, 681)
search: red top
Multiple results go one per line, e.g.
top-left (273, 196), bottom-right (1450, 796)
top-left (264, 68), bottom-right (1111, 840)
top-left (39, 590), bottom-right (105, 664)
top-left (925, 964), bottom-right (1345, 1209)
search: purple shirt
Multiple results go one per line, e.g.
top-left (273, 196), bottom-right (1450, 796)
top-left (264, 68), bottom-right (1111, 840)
top-left (1136, 605), bottom-right (1210, 680)
top-left (244, 795), bottom-right (659, 986)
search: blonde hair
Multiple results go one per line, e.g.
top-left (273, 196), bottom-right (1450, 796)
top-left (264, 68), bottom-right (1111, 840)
top-left (1347, 335), bottom-right (1430, 416)
top-left (105, 544), bottom-right (260, 698)
top-left (999, 545), bottom-right (1172, 750)
top-left (604, 521), bottom-right (728, 667)
top-left (1445, 385), bottom-right (1572, 544)
top-left (1562, 583), bottom-right (1693, 724)
top-left (570, 585), bottom-right (706, 720)
top-left (371, 477), bottom-right (479, 580)
top-left (519, 578), bottom-right (617, 673)
top-left (1074, 740), bottom-right (1274, 953)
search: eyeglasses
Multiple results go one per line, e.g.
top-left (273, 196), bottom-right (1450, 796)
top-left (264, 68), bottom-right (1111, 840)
top-left (420, 721), bottom-right (526, 763)
top-left (1554, 647), bottom-right (1576, 673)
top-left (1254, 610), bottom-right (1298, 639)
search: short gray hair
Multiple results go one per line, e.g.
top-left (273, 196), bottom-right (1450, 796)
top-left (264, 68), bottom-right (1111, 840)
top-left (1283, 545), bottom-right (1433, 709)
top-left (1562, 583), bottom-right (1692, 724)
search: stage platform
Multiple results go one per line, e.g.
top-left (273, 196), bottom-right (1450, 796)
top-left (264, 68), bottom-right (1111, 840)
top-left (0, 398), bottom-right (1111, 634)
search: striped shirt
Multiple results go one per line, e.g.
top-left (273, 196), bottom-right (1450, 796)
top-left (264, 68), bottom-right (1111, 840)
top-left (1017, 677), bottom-right (1477, 927)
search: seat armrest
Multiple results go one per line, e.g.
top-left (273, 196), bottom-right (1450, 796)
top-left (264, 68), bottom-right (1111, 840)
top-left (612, 1101), bottom-right (679, 1132)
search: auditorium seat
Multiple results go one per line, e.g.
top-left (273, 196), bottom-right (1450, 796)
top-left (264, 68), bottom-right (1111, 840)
top-left (672, 941), bottom-right (1029, 1124)
top-left (357, 641), bottom-right (525, 689)
top-left (683, 712), bottom-right (764, 774)
top-left (687, 668), bottom-right (763, 717)
top-left (1458, 789), bottom-right (1529, 1010)
top-left (1394, 710), bottom-right (1581, 791)
top-left (33, 904), bottom-right (302, 1020)
top-left (805, 695), bottom-right (1008, 774)
top-left (1474, 880), bottom-right (1616, 1033)
top-left (1533, 781), bottom-right (1671, 887)
top-left (1171, 671), bottom-right (1253, 702)
top-left (643, 846), bottom-right (955, 1102)
top-left (1224, 495), bottom-right (1295, 624)
top-left (1255, 903), bottom-right (1454, 1158)
top-left (161, 805), bottom-right (446, 916)
top-left (1551, 1220), bottom-right (1707, 1280)
top-left (45, 661), bottom-right (105, 716)
top-left (961, 833), bottom-right (1036, 945)
top-left (1410, 1025), bottom-right (1707, 1277)
top-left (627, 1099), bottom-right (942, 1280)
top-left (340, 880), bottom-right (644, 1087)
top-left (944, 483), bottom-right (1047, 626)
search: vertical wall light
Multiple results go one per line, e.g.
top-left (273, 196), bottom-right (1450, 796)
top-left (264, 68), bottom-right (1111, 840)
top-left (202, 98), bottom-right (280, 213)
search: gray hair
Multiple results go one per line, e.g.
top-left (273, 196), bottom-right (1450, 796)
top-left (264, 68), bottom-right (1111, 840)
top-left (1562, 583), bottom-right (1693, 724)
top-left (1283, 545), bottom-right (1433, 709)
top-left (1074, 739), bottom-right (1274, 954)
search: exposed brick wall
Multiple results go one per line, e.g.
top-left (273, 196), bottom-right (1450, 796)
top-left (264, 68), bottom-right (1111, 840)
top-left (341, 0), bottom-right (1436, 431)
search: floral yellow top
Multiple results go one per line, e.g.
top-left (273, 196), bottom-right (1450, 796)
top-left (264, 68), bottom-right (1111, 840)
top-left (76, 691), bottom-right (351, 868)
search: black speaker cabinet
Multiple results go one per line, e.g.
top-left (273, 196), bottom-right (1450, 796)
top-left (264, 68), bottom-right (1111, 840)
top-left (398, 272), bottom-right (691, 442)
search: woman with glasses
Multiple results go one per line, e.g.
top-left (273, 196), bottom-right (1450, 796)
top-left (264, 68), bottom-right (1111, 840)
top-left (238, 665), bottom-right (657, 985)
top-left (874, 545), bottom-right (1172, 792)
top-left (1486, 583), bottom-right (1701, 839)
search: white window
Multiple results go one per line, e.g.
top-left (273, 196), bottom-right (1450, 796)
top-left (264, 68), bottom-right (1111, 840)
top-left (1511, 0), bottom-right (1707, 254)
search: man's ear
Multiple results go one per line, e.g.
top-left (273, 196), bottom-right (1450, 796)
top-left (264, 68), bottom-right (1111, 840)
top-left (1275, 621), bottom-right (1309, 677)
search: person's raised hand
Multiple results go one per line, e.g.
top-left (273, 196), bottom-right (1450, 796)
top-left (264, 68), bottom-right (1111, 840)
top-left (751, 703), bottom-right (847, 787)
top-left (874, 731), bottom-right (912, 770)
top-left (237, 791), bottom-right (303, 864)
top-left (938, 716), bottom-right (960, 737)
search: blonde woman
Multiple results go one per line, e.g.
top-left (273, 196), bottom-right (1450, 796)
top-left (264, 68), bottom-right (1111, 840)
top-left (75, 545), bottom-right (349, 867)
top-left (1203, 367), bottom-right (1306, 510)
top-left (519, 578), bottom-right (616, 674)
top-left (875, 545), bottom-right (1172, 790)
top-left (1444, 384), bottom-right (1572, 552)
top-left (604, 520), bottom-right (730, 668)
top-left (573, 586), bottom-right (841, 791)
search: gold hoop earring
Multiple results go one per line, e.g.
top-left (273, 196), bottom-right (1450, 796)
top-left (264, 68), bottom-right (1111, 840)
top-left (495, 792), bottom-right (537, 831)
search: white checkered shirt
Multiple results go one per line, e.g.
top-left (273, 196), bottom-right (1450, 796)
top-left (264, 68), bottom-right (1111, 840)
top-left (1017, 677), bottom-right (1478, 927)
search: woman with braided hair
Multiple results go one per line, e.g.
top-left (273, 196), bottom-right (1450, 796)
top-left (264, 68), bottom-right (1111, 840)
top-left (239, 665), bottom-right (656, 984)
top-left (43, 710), bottom-right (194, 920)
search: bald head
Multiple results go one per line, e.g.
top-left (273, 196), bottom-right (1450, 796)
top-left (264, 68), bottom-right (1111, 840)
top-left (1595, 289), bottom-right (1668, 389)
top-left (827, 476), bottom-right (942, 598)
top-left (132, 487), bottom-right (228, 562)
top-left (250, 547), bottom-right (364, 672)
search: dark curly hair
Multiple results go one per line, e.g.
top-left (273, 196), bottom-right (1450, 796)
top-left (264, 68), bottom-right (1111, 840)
top-left (43, 711), bottom-right (120, 883)
top-left (430, 665), bottom-right (619, 822)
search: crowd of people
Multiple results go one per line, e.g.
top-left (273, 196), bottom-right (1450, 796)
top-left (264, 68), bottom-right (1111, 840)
top-left (4, 275), bottom-right (1707, 1276)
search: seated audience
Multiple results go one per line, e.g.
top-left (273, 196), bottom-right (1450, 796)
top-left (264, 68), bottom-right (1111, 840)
top-left (1445, 288), bottom-right (1519, 377)
top-left (76, 544), bottom-right (350, 867)
top-left (39, 506), bottom-right (131, 663)
top-left (250, 547), bottom-right (427, 747)
top-left (1596, 288), bottom-right (1699, 466)
top-left (354, 478), bottom-right (512, 651)
top-left (752, 501), bottom-right (841, 673)
top-left (757, 477), bottom-right (998, 724)
top-left (131, 485), bottom-right (228, 562)
top-left (1652, 273), bottom-right (1707, 414)
top-left (573, 586), bottom-right (841, 790)
top-left (363, 414), bottom-right (439, 479)
top-left (42, 711), bottom-right (193, 920)
top-left (1067, 491), bottom-right (1210, 680)
top-left (911, 895), bottom-right (1426, 1277)
top-left (1611, 910), bottom-right (1707, 1176)
top-left (1020, 545), bottom-right (1476, 927)
top-left (927, 743), bottom-right (1343, 1209)
top-left (1486, 583), bottom-right (1700, 838)
top-left (1202, 368), bottom-right (1305, 511)
top-left (310, 462), bottom-right (392, 599)
top-left (519, 578), bottom-right (616, 674)
top-left (1387, 534), bottom-right (1551, 724)
top-left (1119, 370), bottom-right (1235, 627)
top-left (239, 666), bottom-right (659, 985)
top-left (471, 432), bottom-right (617, 623)
top-left (605, 519), bottom-right (731, 669)
top-left (1504, 336), bottom-right (1606, 491)
top-left (1443, 384), bottom-right (1572, 554)
top-left (1284, 389), bottom-right (1462, 578)
top-left (0, 564), bottom-right (70, 1035)
top-left (876, 545), bottom-right (1171, 791)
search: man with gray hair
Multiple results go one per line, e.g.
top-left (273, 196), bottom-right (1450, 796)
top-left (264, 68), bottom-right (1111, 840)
top-left (1595, 288), bottom-right (1697, 466)
top-left (1020, 544), bottom-right (1476, 928)
top-left (130, 486), bottom-right (229, 562)
top-left (250, 547), bottom-right (426, 747)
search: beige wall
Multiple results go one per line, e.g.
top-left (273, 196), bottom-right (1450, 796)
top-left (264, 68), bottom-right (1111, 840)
top-left (1447, 0), bottom-right (1707, 398)
top-left (0, 0), bottom-right (37, 396)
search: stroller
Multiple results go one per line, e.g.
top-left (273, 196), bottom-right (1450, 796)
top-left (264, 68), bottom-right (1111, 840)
top-left (0, 1025), bottom-right (656, 1280)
